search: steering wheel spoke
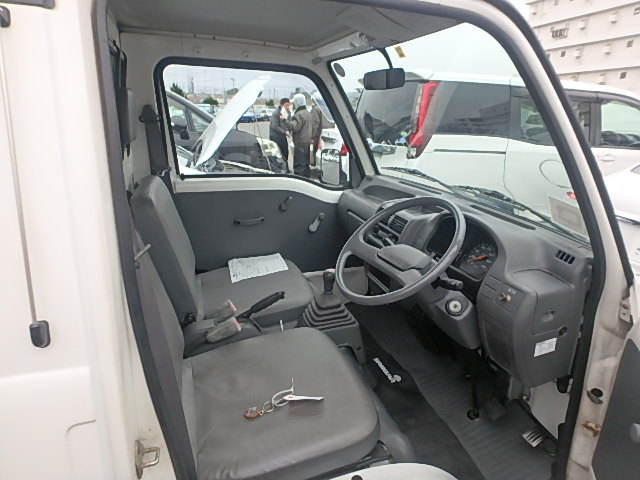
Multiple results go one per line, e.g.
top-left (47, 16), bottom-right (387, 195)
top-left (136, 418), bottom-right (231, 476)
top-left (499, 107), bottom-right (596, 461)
top-left (335, 196), bottom-right (466, 306)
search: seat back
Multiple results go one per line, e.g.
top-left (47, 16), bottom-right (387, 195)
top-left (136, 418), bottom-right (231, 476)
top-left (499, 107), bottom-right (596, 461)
top-left (131, 175), bottom-right (200, 322)
top-left (134, 231), bottom-right (199, 462)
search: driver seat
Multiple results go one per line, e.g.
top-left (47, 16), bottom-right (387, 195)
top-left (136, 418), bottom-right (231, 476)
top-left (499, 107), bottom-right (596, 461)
top-left (131, 175), bottom-right (314, 326)
top-left (135, 232), bottom-right (380, 479)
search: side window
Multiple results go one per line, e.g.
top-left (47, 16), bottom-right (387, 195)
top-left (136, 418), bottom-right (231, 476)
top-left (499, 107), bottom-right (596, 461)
top-left (513, 90), bottom-right (591, 146)
top-left (162, 65), bottom-right (349, 187)
top-left (599, 99), bottom-right (640, 148)
top-left (356, 82), bottom-right (415, 144)
top-left (190, 109), bottom-right (210, 133)
top-left (433, 83), bottom-right (510, 137)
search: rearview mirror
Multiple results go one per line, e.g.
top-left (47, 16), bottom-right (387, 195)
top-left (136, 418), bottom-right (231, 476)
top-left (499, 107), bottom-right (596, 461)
top-left (363, 68), bottom-right (405, 90)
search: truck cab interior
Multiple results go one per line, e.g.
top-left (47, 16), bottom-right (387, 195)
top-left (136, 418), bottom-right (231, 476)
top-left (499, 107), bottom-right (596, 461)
top-left (94, 0), bottom-right (635, 479)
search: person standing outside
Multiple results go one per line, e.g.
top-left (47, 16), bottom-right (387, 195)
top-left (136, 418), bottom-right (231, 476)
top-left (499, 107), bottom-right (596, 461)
top-left (269, 97), bottom-right (291, 164)
top-left (290, 93), bottom-right (312, 178)
top-left (310, 93), bottom-right (324, 167)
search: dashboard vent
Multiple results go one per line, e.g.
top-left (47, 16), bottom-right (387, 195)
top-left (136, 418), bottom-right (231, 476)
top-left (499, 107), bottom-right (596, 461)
top-left (388, 215), bottom-right (408, 235)
top-left (555, 249), bottom-right (575, 265)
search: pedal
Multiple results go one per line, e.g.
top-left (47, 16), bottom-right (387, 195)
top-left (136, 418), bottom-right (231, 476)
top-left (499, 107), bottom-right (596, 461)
top-left (522, 425), bottom-right (547, 448)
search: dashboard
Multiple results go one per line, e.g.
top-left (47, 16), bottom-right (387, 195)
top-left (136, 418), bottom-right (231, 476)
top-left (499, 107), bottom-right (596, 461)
top-left (424, 217), bottom-right (498, 285)
top-left (339, 175), bottom-right (594, 389)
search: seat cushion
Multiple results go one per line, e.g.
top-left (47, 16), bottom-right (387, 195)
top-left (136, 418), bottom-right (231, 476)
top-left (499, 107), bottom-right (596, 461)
top-left (197, 259), bottom-right (314, 326)
top-left (187, 327), bottom-right (379, 480)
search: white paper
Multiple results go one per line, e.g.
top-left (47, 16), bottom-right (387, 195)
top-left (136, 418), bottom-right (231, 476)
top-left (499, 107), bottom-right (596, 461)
top-left (534, 338), bottom-right (557, 357)
top-left (228, 253), bottom-right (288, 283)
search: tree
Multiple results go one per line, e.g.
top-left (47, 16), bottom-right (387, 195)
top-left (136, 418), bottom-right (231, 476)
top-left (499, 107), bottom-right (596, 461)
top-left (170, 82), bottom-right (186, 98)
top-left (226, 87), bottom-right (239, 97)
top-left (202, 96), bottom-right (218, 106)
top-left (265, 99), bottom-right (275, 107)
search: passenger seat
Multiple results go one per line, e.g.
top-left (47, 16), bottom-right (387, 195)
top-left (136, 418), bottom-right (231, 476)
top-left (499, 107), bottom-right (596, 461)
top-left (131, 175), bottom-right (314, 327)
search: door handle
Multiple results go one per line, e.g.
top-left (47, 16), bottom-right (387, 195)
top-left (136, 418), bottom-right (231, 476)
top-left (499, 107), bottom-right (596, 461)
top-left (599, 153), bottom-right (615, 162)
top-left (308, 213), bottom-right (326, 233)
top-left (234, 216), bottom-right (265, 226)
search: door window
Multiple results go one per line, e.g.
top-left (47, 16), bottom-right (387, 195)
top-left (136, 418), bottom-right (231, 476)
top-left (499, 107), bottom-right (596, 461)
top-left (599, 99), bottom-right (640, 149)
top-left (515, 91), bottom-right (591, 146)
top-left (160, 64), bottom-right (349, 187)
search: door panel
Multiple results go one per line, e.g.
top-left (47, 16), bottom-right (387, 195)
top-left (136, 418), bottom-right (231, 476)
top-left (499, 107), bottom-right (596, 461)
top-left (592, 340), bottom-right (640, 479)
top-left (174, 189), bottom-right (346, 272)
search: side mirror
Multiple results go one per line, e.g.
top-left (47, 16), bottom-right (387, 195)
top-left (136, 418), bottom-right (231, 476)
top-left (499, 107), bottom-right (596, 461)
top-left (320, 149), bottom-right (343, 186)
top-left (363, 68), bottom-right (405, 90)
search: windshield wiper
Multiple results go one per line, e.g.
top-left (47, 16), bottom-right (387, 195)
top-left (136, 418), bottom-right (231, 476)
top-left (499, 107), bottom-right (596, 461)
top-left (381, 166), bottom-right (455, 193)
top-left (453, 185), bottom-right (582, 239)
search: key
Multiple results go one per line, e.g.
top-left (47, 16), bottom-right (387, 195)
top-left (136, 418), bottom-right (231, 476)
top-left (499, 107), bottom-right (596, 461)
top-left (243, 406), bottom-right (263, 419)
top-left (283, 394), bottom-right (324, 401)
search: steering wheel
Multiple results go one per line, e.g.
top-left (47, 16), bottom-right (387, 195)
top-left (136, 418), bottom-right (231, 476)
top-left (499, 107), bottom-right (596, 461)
top-left (336, 196), bottom-right (466, 306)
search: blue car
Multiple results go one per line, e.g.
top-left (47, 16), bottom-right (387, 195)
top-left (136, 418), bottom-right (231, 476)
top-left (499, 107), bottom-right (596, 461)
top-left (238, 109), bottom-right (257, 123)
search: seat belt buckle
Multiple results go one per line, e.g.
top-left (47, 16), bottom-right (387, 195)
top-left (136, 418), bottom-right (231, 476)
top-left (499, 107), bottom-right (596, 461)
top-left (209, 299), bottom-right (237, 321)
top-left (206, 317), bottom-right (242, 343)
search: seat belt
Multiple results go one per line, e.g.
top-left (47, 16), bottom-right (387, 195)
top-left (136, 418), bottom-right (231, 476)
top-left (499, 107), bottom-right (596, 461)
top-left (140, 104), bottom-right (170, 177)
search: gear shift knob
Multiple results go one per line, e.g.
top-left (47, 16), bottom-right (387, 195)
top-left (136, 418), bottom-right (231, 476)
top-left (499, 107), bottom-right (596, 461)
top-left (323, 269), bottom-right (336, 295)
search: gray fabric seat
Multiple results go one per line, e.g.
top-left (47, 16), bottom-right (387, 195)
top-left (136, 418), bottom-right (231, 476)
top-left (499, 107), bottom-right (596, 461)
top-left (139, 238), bottom-right (380, 479)
top-left (131, 175), bottom-right (314, 326)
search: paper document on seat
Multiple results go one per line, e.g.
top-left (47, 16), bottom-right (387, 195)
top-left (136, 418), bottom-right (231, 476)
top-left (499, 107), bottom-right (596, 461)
top-left (228, 254), bottom-right (288, 283)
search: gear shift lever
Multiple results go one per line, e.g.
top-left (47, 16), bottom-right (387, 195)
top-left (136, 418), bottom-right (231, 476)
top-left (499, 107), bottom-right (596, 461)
top-left (323, 269), bottom-right (336, 295)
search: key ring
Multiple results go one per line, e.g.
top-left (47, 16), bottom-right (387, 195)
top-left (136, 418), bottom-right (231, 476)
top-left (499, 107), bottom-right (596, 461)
top-left (271, 379), bottom-right (295, 407)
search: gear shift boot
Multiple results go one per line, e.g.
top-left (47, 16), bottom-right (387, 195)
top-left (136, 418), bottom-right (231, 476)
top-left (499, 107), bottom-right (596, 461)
top-left (301, 269), bottom-right (365, 362)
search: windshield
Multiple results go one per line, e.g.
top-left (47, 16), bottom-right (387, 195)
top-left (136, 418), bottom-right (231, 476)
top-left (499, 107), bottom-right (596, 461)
top-left (332, 23), bottom-right (589, 240)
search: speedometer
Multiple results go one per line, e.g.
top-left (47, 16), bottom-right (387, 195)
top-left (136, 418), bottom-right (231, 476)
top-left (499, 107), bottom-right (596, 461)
top-left (461, 242), bottom-right (497, 278)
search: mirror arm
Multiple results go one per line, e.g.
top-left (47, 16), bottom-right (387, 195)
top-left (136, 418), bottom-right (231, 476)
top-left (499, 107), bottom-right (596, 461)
top-left (377, 47), bottom-right (393, 69)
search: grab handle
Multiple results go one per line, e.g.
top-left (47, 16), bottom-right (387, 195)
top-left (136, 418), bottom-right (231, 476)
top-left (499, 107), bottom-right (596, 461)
top-left (234, 216), bottom-right (265, 226)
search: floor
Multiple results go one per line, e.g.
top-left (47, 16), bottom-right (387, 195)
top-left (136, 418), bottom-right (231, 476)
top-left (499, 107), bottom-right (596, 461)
top-left (352, 303), bottom-right (555, 480)
top-left (360, 327), bottom-right (485, 480)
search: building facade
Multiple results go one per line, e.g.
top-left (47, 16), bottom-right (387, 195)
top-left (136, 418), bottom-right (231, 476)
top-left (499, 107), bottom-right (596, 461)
top-left (527, 0), bottom-right (640, 94)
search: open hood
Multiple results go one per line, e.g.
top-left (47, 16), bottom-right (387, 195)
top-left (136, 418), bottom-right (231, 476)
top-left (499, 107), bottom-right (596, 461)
top-left (195, 74), bottom-right (271, 167)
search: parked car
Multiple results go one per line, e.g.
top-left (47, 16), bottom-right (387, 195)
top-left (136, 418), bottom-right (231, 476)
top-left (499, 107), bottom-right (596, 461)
top-left (166, 90), bottom-right (214, 150)
top-left (319, 72), bottom-right (640, 217)
top-left (167, 88), bottom-right (286, 173)
top-left (196, 103), bottom-right (217, 116)
top-left (604, 162), bottom-right (640, 275)
top-left (238, 108), bottom-right (258, 123)
top-left (256, 107), bottom-right (275, 121)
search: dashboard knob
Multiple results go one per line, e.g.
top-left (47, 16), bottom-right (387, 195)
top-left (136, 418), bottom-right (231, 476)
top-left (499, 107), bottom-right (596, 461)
top-left (498, 292), bottom-right (512, 302)
top-left (446, 299), bottom-right (464, 316)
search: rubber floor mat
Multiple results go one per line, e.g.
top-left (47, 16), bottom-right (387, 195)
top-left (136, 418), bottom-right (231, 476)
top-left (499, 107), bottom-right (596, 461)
top-left (362, 328), bottom-right (485, 480)
top-left (353, 304), bottom-right (553, 480)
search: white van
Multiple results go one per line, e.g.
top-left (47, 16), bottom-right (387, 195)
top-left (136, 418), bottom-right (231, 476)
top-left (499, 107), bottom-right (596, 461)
top-left (2, 1), bottom-right (637, 480)
top-left (321, 71), bottom-right (640, 215)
